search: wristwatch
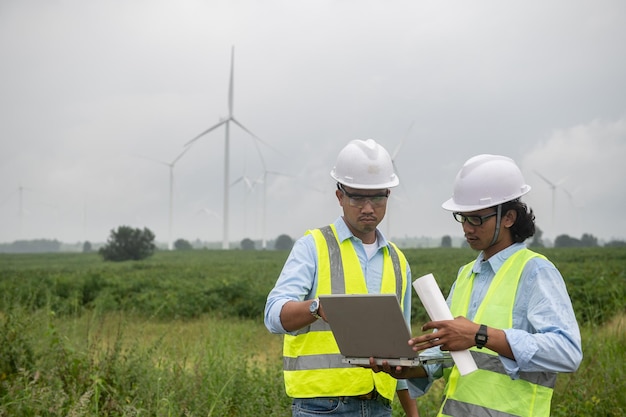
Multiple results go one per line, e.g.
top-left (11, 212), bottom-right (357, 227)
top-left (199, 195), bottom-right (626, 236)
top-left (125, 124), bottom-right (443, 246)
top-left (475, 324), bottom-right (488, 349)
top-left (309, 298), bottom-right (322, 320)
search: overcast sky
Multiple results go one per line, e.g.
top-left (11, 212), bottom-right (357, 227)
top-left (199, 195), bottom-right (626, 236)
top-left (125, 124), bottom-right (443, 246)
top-left (1, 0), bottom-right (625, 248)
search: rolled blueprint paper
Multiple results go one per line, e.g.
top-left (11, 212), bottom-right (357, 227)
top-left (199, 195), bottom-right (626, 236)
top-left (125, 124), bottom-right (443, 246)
top-left (413, 273), bottom-right (478, 375)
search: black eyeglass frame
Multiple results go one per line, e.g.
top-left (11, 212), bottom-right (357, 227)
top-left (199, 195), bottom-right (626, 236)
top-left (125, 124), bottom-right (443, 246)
top-left (337, 183), bottom-right (390, 208)
top-left (453, 211), bottom-right (498, 226)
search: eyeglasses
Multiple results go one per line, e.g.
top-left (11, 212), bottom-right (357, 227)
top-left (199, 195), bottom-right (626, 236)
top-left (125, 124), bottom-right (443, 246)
top-left (453, 211), bottom-right (497, 226)
top-left (337, 184), bottom-right (389, 208)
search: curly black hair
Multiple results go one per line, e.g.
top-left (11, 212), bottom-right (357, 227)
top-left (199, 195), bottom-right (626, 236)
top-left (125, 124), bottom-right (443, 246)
top-left (501, 199), bottom-right (536, 243)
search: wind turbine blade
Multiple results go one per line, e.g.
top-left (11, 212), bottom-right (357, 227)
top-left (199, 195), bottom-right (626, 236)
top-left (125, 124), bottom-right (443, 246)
top-left (252, 173), bottom-right (265, 185)
top-left (555, 176), bottom-right (568, 187)
top-left (230, 118), bottom-right (268, 170)
top-left (392, 120), bottom-right (415, 159)
top-left (533, 170), bottom-right (556, 187)
top-left (230, 176), bottom-right (247, 187)
top-left (196, 208), bottom-right (222, 221)
top-left (230, 177), bottom-right (243, 187)
top-left (266, 170), bottom-right (294, 178)
top-left (228, 45), bottom-right (234, 117)
top-left (230, 117), bottom-right (259, 140)
top-left (171, 145), bottom-right (192, 165)
top-left (563, 188), bottom-right (574, 199)
top-left (248, 127), bottom-right (268, 171)
top-left (184, 119), bottom-right (228, 147)
top-left (563, 186), bottom-right (580, 198)
top-left (231, 117), bottom-right (286, 157)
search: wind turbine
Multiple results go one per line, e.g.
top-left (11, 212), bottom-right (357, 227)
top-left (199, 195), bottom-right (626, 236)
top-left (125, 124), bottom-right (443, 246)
top-left (386, 121), bottom-right (415, 239)
top-left (231, 174), bottom-right (262, 238)
top-left (259, 169), bottom-right (294, 250)
top-left (134, 146), bottom-right (192, 250)
top-left (534, 170), bottom-right (567, 234)
top-left (563, 186), bottom-right (583, 235)
top-left (184, 46), bottom-right (279, 250)
top-left (6, 184), bottom-right (55, 240)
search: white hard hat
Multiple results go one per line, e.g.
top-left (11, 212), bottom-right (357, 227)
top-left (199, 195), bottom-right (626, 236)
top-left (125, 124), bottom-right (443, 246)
top-left (442, 154), bottom-right (531, 212)
top-left (330, 139), bottom-right (399, 189)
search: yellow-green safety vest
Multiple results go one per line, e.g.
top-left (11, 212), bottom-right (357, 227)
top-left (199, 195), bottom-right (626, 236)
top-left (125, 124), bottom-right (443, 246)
top-left (283, 224), bottom-right (408, 401)
top-left (438, 248), bottom-right (556, 417)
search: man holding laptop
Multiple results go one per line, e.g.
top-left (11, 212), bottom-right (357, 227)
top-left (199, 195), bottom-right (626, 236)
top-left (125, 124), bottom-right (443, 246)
top-left (264, 139), bottom-right (419, 417)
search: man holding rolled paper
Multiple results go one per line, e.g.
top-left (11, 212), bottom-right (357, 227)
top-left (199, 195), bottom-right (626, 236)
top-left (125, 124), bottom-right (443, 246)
top-left (372, 154), bottom-right (582, 417)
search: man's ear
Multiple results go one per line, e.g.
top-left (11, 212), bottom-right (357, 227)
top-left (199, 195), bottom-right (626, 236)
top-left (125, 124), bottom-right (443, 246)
top-left (336, 190), bottom-right (344, 206)
top-left (503, 209), bottom-right (517, 228)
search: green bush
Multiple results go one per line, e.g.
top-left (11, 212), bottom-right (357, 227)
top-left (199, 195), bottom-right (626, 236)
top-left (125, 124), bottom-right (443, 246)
top-left (99, 226), bottom-right (156, 262)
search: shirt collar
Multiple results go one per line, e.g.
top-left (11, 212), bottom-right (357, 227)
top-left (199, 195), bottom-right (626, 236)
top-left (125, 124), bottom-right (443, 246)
top-left (473, 242), bottom-right (527, 273)
top-left (333, 216), bottom-right (389, 249)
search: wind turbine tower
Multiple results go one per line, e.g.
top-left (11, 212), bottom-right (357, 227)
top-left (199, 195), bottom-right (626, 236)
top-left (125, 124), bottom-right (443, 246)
top-left (260, 170), bottom-right (293, 250)
top-left (534, 170), bottom-right (567, 235)
top-left (134, 147), bottom-right (191, 250)
top-left (185, 46), bottom-right (275, 250)
top-left (386, 121), bottom-right (414, 239)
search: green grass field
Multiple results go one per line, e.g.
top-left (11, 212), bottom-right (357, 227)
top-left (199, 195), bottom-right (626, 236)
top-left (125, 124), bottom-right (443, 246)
top-left (1, 247), bottom-right (624, 416)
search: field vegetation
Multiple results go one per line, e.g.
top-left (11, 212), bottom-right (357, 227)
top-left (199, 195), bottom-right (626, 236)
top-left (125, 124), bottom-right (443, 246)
top-left (0, 247), bottom-right (624, 416)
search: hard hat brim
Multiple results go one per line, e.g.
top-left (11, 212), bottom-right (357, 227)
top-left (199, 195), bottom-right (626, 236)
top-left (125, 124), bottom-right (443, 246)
top-left (441, 185), bottom-right (531, 212)
top-left (331, 171), bottom-right (399, 189)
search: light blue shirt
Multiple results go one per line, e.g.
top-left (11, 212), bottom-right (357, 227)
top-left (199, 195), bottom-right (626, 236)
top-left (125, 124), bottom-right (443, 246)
top-left (408, 242), bottom-right (583, 397)
top-left (264, 216), bottom-right (413, 391)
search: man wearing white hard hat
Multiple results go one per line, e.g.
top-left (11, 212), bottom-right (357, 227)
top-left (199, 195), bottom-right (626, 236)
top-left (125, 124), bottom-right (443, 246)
top-left (264, 139), bottom-right (419, 416)
top-left (372, 154), bottom-right (582, 417)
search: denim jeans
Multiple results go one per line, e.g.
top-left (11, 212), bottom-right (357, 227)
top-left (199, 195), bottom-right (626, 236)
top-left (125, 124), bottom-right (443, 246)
top-left (292, 396), bottom-right (392, 416)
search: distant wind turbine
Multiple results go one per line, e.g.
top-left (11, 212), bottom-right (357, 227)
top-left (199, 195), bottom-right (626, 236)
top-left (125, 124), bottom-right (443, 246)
top-left (134, 146), bottom-right (191, 250)
top-left (259, 169), bottom-right (294, 250)
top-left (196, 207), bottom-right (222, 221)
top-left (563, 187), bottom-right (581, 208)
top-left (534, 170), bottom-right (567, 232)
top-left (231, 174), bottom-right (262, 237)
top-left (386, 121), bottom-right (415, 239)
top-left (563, 186), bottom-right (583, 234)
top-left (390, 121), bottom-right (414, 181)
top-left (18, 184), bottom-right (29, 236)
top-left (184, 46), bottom-right (280, 250)
top-left (8, 184), bottom-right (55, 239)
top-left (15, 184), bottom-right (45, 238)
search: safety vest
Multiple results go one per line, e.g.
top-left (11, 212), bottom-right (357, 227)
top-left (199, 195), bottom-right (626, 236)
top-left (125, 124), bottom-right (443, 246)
top-left (437, 248), bottom-right (556, 417)
top-left (282, 224), bottom-right (408, 401)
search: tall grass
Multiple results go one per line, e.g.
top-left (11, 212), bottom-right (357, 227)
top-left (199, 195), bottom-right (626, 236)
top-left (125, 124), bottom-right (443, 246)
top-left (1, 309), bottom-right (624, 416)
top-left (0, 308), bottom-right (290, 416)
top-left (551, 314), bottom-right (626, 416)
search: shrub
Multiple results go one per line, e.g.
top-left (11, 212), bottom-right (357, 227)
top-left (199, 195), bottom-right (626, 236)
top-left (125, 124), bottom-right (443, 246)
top-left (241, 238), bottom-right (255, 250)
top-left (274, 234), bottom-right (294, 250)
top-left (174, 239), bottom-right (193, 251)
top-left (99, 226), bottom-right (156, 261)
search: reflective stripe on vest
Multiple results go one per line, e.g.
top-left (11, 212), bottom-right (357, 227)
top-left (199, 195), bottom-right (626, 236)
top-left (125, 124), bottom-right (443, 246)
top-left (438, 249), bottom-right (556, 417)
top-left (283, 225), bottom-right (408, 400)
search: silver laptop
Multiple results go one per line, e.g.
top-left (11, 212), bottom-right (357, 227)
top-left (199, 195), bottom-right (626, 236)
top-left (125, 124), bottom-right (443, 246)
top-left (319, 293), bottom-right (450, 367)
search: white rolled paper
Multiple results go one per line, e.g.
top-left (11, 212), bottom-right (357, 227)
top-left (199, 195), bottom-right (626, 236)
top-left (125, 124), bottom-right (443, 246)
top-left (413, 273), bottom-right (478, 375)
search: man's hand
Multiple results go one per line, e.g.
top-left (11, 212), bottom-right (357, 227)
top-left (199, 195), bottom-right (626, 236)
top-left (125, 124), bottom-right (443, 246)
top-left (409, 316), bottom-right (479, 352)
top-left (409, 316), bottom-right (514, 359)
top-left (368, 357), bottom-right (426, 379)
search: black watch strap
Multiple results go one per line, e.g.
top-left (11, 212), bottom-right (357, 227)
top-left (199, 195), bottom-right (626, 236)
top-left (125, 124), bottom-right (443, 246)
top-left (475, 324), bottom-right (488, 349)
